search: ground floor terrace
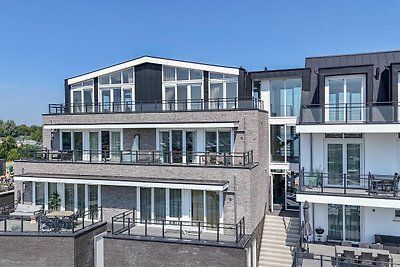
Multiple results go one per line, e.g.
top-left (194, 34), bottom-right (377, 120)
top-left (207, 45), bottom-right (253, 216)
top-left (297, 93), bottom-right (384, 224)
top-left (297, 199), bottom-right (400, 245)
top-left (13, 175), bottom-right (252, 238)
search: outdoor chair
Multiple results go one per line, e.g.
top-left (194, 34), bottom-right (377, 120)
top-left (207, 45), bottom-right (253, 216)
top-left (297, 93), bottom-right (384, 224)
top-left (341, 241), bottom-right (352, 247)
top-left (343, 250), bottom-right (355, 258)
top-left (372, 243), bottom-right (384, 250)
top-left (376, 254), bottom-right (390, 267)
top-left (38, 213), bottom-right (54, 232)
top-left (359, 242), bottom-right (370, 248)
top-left (360, 252), bottom-right (373, 266)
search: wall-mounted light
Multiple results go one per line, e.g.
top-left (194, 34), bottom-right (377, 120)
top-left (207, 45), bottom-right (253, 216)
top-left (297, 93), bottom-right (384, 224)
top-left (374, 67), bottom-right (380, 80)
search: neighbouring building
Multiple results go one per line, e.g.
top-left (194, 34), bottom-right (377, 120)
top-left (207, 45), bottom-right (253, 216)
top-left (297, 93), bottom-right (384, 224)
top-left (296, 50), bottom-right (400, 244)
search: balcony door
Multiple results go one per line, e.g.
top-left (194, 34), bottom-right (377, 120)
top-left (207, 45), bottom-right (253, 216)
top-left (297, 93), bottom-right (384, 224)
top-left (327, 143), bottom-right (362, 186)
top-left (328, 204), bottom-right (360, 242)
top-left (325, 75), bottom-right (365, 122)
top-left (158, 130), bottom-right (198, 164)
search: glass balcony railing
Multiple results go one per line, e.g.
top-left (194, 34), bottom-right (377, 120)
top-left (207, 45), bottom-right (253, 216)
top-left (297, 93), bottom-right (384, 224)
top-left (48, 98), bottom-right (264, 115)
top-left (300, 102), bottom-right (399, 124)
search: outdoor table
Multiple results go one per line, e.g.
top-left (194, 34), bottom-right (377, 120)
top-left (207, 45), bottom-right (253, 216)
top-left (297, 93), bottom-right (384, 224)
top-left (46, 211), bottom-right (74, 218)
top-left (335, 245), bottom-right (392, 259)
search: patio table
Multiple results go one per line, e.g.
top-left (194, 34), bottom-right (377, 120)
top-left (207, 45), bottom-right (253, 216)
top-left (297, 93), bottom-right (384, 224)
top-left (335, 245), bottom-right (391, 259)
top-left (46, 211), bottom-right (74, 218)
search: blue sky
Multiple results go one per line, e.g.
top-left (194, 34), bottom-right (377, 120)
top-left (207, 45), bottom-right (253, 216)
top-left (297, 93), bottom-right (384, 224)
top-left (0, 0), bottom-right (399, 125)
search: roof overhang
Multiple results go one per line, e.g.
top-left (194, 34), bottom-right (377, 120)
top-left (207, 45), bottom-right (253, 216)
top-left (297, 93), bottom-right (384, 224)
top-left (296, 123), bottom-right (400, 133)
top-left (67, 56), bottom-right (240, 85)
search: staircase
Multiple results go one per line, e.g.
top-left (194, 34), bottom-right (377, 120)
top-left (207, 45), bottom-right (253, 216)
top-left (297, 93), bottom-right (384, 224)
top-left (258, 214), bottom-right (300, 267)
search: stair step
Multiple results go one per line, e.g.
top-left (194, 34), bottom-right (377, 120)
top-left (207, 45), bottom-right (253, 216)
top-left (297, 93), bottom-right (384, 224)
top-left (259, 255), bottom-right (293, 263)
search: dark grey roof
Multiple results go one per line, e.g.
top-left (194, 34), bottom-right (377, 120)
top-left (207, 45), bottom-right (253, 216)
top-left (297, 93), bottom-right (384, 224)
top-left (306, 50), bottom-right (400, 69)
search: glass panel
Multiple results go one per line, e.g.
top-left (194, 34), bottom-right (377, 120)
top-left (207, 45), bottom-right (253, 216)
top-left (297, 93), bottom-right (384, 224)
top-left (190, 69), bottom-right (202, 80)
top-left (154, 188), bottom-right (166, 222)
top-left (270, 125), bottom-right (285, 162)
top-left (327, 144), bottom-right (343, 185)
top-left (328, 204), bottom-right (343, 241)
top-left (285, 79), bottom-right (302, 116)
top-left (270, 80), bottom-right (285, 117)
top-left (209, 83), bottom-right (223, 109)
top-left (218, 131), bottom-right (231, 153)
top-left (165, 86), bottom-right (175, 111)
top-left (83, 90), bottom-right (93, 112)
top-left (209, 72), bottom-right (223, 79)
top-left (206, 191), bottom-right (219, 227)
top-left (123, 89), bottom-right (132, 112)
top-left (88, 185), bottom-right (98, 219)
top-left (328, 79), bottom-right (345, 121)
top-left (205, 131), bottom-right (217, 153)
top-left (113, 88), bottom-right (121, 112)
top-left (346, 78), bottom-right (362, 121)
top-left (171, 130), bottom-right (183, 163)
top-left (62, 132), bottom-right (72, 151)
top-left (163, 66), bottom-right (175, 81)
top-left (347, 144), bottom-right (361, 186)
top-left (99, 75), bottom-right (109, 85)
top-left (159, 131), bottom-right (170, 163)
top-left (70, 83), bottom-right (81, 90)
top-left (169, 189), bottom-right (181, 219)
top-left (35, 182), bottom-right (45, 205)
top-left (110, 72), bottom-right (121, 84)
top-left (192, 190), bottom-right (204, 222)
top-left (186, 131), bottom-right (196, 163)
top-left (82, 80), bottom-right (93, 86)
top-left (176, 85), bottom-right (187, 110)
top-left (177, 68), bottom-right (189, 80)
top-left (101, 131), bottom-right (110, 160)
top-left (65, 184), bottom-right (74, 211)
top-left (77, 184), bottom-right (85, 213)
top-left (287, 126), bottom-right (299, 163)
top-left (89, 132), bottom-right (99, 161)
top-left (101, 90), bottom-right (111, 112)
top-left (72, 91), bottom-right (82, 113)
top-left (345, 205), bottom-right (360, 242)
top-left (189, 84), bottom-right (202, 110)
top-left (140, 188), bottom-right (151, 221)
top-left (110, 131), bottom-right (121, 161)
top-left (122, 68), bottom-right (134, 84)
top-left (74, 132), bottom-right (83, 161)
top-left (226, 82), bottom-right (237, 109)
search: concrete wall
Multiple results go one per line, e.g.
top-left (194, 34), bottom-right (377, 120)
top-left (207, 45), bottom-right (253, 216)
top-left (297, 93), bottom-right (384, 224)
top-left (74, 223), bottom-right (108, 266)
top-left (104, 237), bottom-right (246, 267)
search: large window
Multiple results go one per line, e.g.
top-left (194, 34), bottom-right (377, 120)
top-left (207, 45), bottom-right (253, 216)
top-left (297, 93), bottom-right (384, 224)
top-left (270, 78), bottom-right (301, 117)
top-left (99, 68), bottom-right (134, 112)
top-left (325, 75), bottom-right (365, 122)
top-left (162, 66), bottom-right (203, 111)
top-left (158, 130), bottom-right (198, 164)
top-left (328, 204), bottom-right (360, 242)
top-left (327, 142), bottom-right (361, 185)
top-left (70, 80), bottom-right (94, 113)
top-left (270, 125), bottom-right (299, 163)
top-left (209, 72), bottom-right (238, 109)
top-left (35, 182), bottom-right (45, 205)
top-left (205, 130), bottom-right (232, 153)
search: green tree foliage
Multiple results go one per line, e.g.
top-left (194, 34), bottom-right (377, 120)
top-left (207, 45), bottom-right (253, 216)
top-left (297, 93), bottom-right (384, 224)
top-left (2, 120), bottom-right (17, 137)
top-left (7, 149), bottom-right (20, 161)
top-left (29, 125), bottom-right (42, 142)
top-left (0, 136), bottom-right (17, 159)
top-left (19, 144), bottom-right (42, 159)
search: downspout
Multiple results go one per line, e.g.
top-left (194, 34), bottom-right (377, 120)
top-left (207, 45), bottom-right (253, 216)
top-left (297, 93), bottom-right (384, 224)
top-left (243, 115), bottom-right (247, 152)
top-left (234, 175), bottom-right (237, 224)
top-left (310, 133), bottom-right (313, 171)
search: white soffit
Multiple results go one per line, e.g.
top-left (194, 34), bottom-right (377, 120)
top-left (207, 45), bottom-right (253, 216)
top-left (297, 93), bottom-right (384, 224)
top-left (296, 124), bottom-right (400, 133)
top-left (15, 176), bottom-right (228, 191)
top-left (68, 56), bottom-right (240, 85)
top-left (43, 122), bottom-right (236, 130)
top-left (296, 193), bottom-right (400, 209)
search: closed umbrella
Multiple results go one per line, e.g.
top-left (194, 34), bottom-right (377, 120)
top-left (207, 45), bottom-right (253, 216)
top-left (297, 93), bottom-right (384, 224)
top-left (303, 201), bottom-right (312, 250)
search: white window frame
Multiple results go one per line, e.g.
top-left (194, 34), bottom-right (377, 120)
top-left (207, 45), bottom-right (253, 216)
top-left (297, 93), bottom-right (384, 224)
top-left (70, 86), bottom-right (94, 113)
top-left (324, 74), bottom-right (366, 122)
top-left (99, 87), bottom-right (135, 112)
top-left (208, 75), bottom-right (238, 109)
top-left (267, 77), bottom-right (302, 117)
top-left (327, 204), bottom-right (362, 242)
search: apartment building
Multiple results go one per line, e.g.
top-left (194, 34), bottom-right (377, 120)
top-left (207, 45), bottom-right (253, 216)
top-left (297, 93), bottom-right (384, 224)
top-left (296, 50), bottom-right (400, 244)
top-left (11, 56), bottom-right (269, 266)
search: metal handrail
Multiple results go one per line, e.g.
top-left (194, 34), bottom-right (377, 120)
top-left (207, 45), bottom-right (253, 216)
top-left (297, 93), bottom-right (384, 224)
top-left (20, 149), bottom-right (255, 167)
top-left (48, 97), bottom-right (264, 114)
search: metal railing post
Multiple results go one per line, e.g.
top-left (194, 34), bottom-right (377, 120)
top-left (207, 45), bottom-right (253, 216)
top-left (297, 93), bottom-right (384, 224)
top-left (162, 220), bottom-right (165, 238)
top-left (368, 174), bottom-right (371, 195)
top-left (128, 218), bottom-right (131, 235)
top-left (180, 221), bottom-right (183, 239)
top-left (217, 223), bottom-right (220, 242)
top-left (145, 219), bottom-right (148, 237)
top-left (343, 173), bottom-right (347, 194)
top-left (198, 222), bottom-right (201, 241)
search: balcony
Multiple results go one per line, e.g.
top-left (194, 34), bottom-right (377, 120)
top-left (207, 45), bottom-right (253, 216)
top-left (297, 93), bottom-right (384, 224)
top-left (111, 210), bottom-right (246, 247)
top-left (299, 171), bottom-right (400, 199)
top-left (300, 102), bottom-right (398, 124)
top-left (48, 98), bottom-right (263, 115)
top-left (20, 150), bottom-right (255, 168)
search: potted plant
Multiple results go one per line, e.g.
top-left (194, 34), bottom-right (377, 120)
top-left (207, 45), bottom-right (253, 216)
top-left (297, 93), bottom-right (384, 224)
top-left (306, 167), bottom-right (324, 188)
top-left (48, 192), bottom-right (61, 211)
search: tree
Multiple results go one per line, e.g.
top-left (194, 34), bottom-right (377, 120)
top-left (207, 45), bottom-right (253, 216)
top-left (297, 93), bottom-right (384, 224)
top-left (2, 120), bottom-right (17, 137)
top-left (0, 136), bottom-right (17, 159)
top-left (19, 144), bottom-right (42, 159)
top-left (29, 125), bottom-right (42, 142)
top-left (7, 149), bottom-right (20, 161)
top-left (16, 124), bottom-right (31, 137)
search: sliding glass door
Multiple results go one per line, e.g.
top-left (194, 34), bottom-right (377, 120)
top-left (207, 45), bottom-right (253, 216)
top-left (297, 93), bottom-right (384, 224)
top-left (154, 188), bottom-right (166, 222)
top-left (328, 204), bottom-right (360, 242)
top-left (206, 191), bottom-right (220, 228)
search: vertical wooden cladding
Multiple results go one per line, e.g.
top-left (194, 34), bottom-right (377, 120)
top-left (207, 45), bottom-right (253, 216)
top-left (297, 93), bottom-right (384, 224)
top-left (93, 77), bottom-right (99, 104)
top-left (392, 63), bottom-right (400, 104)
top-left (203, 71), bottom-right (209, 101)
top-left (238, 68), bottom-right (252, 99)
top-left (134, 63), bottom-right (162, 102)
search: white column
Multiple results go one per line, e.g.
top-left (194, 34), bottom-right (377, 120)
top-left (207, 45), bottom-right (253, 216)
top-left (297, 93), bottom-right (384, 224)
top-left (181, 189), bottom-right (191, 221)
top-left (85, 184), bottom-right (89, 214)
top-left (32, 181), bottom-right (36, 205)
top-left (98, 185), bottom-right (102, 208)
top-left (136, 187), bottom-right (140, 220)
top-left (165, 188), bottom-right (170, 220)
top-left (151, 187), bottom-right (154, 220)
top-left (44, 182), bottom-right (49, 211)
top-left (74, 184), bottom-right (78, 212)
top-left (59, 183), bottom-right (65, 211)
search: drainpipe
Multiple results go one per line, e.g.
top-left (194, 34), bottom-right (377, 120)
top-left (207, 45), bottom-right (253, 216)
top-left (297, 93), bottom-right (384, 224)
top-left (310, 133), bottom-right (313, 171)
top-left (243, 115), bottom-right (247, 152)
top-left (234, 175), bottom-right (237, 224)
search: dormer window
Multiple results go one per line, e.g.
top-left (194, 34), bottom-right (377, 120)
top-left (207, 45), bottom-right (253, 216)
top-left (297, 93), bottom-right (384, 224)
top-left (325, 75), bottom-right (365, 122)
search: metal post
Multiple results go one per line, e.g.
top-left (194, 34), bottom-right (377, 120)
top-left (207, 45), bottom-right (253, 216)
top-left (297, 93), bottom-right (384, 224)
top-left (145, 219), bottom-right (148, 237)
top-left (162, 220), bottom-right (165, 238)
top-left (198, 222), bottom-right (201, 241)
top-left (21, 218), bottom-right (23, 232)
top-left (320, 254), bottom-right (323, 267)
top-left (368, 174), bottom-right (371, 195)
top-left (128, 218), bottom-right (131, 235)
top-left (216, 223), bottom-right (220, 242)
top-left (343, 174), bottom-right (347, 194)
top-left (180, 221), bottom-right (183, 239)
